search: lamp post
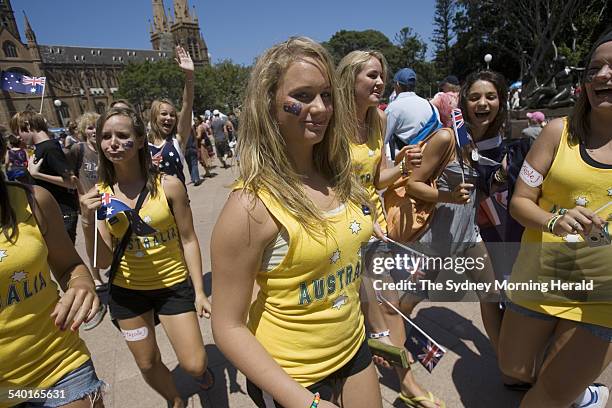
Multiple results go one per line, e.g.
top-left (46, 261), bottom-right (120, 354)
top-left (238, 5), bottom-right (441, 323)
top-left (54, 99), bottom-right (65, 127)
top-left (484, 54), bottom-right (492, 70)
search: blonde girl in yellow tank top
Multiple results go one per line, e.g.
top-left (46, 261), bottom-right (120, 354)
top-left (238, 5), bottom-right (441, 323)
top-left (211, 37), bottom-right (383, 408)
top-left (499, 32), bottom-right (612, 408)
top-left (336, 51), bottom-right (443, 408)
top-left (0, 137), bottom-right (104, 407)
top-left (78, 107), bottom-right (212, 408)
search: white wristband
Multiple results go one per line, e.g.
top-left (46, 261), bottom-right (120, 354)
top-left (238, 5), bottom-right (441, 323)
top-left (369, 330), bottom-right (390, 339)
top-left (519, 160), bottom-right (544, 188)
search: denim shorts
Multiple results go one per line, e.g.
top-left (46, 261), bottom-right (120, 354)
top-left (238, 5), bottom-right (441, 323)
top-left (506, 301), bottom-right (612, 342)
top-left (13, 360), bottom-right (105, 407)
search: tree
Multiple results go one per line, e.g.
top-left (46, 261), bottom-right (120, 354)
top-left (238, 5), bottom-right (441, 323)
top-left (115, 60), bottom-right (183, 114)
top-left (116, 59), bottom-right (250, 116)
top-left (432, 0), bottom-right (456, 76)
top-left (323, 30), bottom-right (395, 64)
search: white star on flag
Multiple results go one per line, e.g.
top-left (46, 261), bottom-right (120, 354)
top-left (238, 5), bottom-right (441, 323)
top-left (11, 271), bottom-right (28, 282)
top-left (330, 249), bottom-right (341, 264)
top-left (0, 249), bottom-right (7, 262)
top-left (30, 87), bottom-right (37, 93)
top-left (106, 207), bottom-right (115, 216)
top-left (575, 196), bottom-right (589, 206)
top-left (169, 152), bottom-right (174, 157)
top-left (165, 162), bottom-right (170, 166)
top-left (349, 220), bottom-right (362, 234)
top-left (143, 216), bottom-right (152, 224)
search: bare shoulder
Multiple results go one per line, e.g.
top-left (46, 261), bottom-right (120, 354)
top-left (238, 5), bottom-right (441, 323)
top-left (160, 174), bottom-right (185, 199)
top-left (429, 128), bottom-right (454, 149)
top-left (376, 107), bottom-right (387, 125)
top-left (534, 117), bottom-right (564, 147)
top-left (215, 189), bottom-right (279, 247)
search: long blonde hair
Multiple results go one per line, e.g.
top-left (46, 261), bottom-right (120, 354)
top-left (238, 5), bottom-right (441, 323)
top-left (238, 36), bottom-right (371, 237)
top-left (336, 50), bottom-right (388, 145)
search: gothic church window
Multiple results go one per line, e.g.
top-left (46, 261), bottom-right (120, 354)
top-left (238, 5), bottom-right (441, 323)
top-left (3, 41), bottom-right (17, 58)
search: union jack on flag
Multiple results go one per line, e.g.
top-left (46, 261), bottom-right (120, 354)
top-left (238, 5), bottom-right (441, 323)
top-left (405, 325), bottom-right (446, 373)
top-left (451, 108), bottom-right (471, 147)
top-left (22, 76), bottom-right (46, 87)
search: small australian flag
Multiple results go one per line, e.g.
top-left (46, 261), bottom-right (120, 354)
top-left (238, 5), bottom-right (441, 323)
top-left (97, 193), bottom-right (156, 236)
top-left (405, 326), bottom-right (446, 373)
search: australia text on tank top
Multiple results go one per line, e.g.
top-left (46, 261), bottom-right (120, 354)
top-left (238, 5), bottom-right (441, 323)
top-left (149, 135), bottom-right (185, 185)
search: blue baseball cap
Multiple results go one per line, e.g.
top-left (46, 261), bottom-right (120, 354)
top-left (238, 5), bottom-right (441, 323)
top-left (393, 68), bottom-right (416, 85)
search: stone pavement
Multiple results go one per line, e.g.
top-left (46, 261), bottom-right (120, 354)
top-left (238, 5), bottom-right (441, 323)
top-left (75, 162), bottom-right (611, 408)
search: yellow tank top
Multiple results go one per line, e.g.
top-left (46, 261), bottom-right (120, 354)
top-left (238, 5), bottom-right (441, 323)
top-left (246, 188), bottom-right (373, 386)
top-left (0, 185), bottom-right (89, 407)
top-left (508, 118), bottom-right (612, 327)
top-left (350, 130), bottom-right (386, 229)
top-left (100, 176), bottom-right (187, 290)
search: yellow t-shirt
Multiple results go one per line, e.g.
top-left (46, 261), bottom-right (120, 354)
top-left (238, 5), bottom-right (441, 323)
top-left (507, 117), bottom-right (612, 327)
top-left (99, 176), bottom-right (187, 290)
top-left (0, 185), bottom-right (89, 407)
top-left (246, 188), bottom-right (373, 386)
top-left (350, 130), bottom-right (386, 230)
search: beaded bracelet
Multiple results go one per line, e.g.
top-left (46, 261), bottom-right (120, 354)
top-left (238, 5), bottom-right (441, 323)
top-left (310, 392), bottom-right (321, 408)
top-left (546, 214), bottom-right (563, 235)
top-left (369, 330), bottom-right (390, 339)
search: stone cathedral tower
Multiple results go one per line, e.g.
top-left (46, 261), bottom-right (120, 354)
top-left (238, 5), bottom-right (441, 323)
top-left (150, 0), bottom-right (209, 66)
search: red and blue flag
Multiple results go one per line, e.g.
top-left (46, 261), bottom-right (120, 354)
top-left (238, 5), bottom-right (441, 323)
top-left (405, 326), bottom-right (446, 373)
top-left (1, 71), bottom-right (45, 95)
top-left (97, 193), bottom-right (156, 236)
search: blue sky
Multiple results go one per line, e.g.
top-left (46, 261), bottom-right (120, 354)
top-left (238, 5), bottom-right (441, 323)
top-left (15, 0), bottom-right (437, 66)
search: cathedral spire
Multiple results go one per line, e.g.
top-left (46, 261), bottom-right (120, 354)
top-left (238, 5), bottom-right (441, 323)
top-left (173, 0), bottom-right (191, 23)
top-left (23, 11), bottom-right (37, 44)
top-left (151, 0), bottom-right (168, 33)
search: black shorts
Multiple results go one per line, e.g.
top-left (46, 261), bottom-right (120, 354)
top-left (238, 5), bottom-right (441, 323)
top-left (108, 278), bottom-right (196, 321)
top-left (215, 140), bottom-right (230, 158)
top-left (246, 338), bottom-right (372, 408)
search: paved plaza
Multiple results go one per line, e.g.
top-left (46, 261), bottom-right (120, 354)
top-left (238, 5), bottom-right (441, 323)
top-left (75, 163), bottom-right (612, 408)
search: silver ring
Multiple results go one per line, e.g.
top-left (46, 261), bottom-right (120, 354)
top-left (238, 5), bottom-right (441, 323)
top-left (572, 222), bottom-right (580, 230)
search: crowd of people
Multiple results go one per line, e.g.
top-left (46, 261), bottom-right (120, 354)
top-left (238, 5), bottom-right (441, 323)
top-left (0, 29), bottom-right (611, 408)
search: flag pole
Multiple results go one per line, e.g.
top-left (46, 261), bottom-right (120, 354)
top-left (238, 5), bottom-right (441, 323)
top-left (93, 220), bottom-right (98, 269)
top-left (38, 81), bottom-right (46, 114)
top-left (451, 114), bottom-right (466, 184)
top-left (378, 293), bottom-right (446, 352)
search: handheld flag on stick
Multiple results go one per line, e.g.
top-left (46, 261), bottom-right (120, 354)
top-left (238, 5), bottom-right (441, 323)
top-left (451, 108), bottom-right (471, 183)
top-left (96, 193), bottom-right (156, 236)
top-left (378, 294), bottom-right (446, 373)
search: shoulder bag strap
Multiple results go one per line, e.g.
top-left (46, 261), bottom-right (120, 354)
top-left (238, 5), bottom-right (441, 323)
top-left (106, 185), bottom-right (149, 293)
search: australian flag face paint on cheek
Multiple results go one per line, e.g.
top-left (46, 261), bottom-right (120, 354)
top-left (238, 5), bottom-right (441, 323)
top-left (122, 140), bottom-right (135, 150)
top-left (283, 101), bottom-right (302, 116)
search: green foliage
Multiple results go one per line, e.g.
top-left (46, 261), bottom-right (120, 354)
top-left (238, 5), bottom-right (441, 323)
top-left (116, 59), bottom-right (250, 115)
top-left (323, 30), bottom-right (395, 64)
top-left (432, 0), bottom-right (455, 75)
top-left (323, 28), bottom-right (435, 98)
top-left (115, 60), bottom-right (183, 113)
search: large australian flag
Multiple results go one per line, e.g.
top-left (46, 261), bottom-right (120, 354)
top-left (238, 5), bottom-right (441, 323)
top-left (1, 71), bottom-right (45, 95)
top-left (97, 193), bottom-right (156, 236)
